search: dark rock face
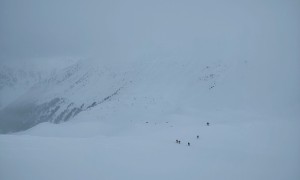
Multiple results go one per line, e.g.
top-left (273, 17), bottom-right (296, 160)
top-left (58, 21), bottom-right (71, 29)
top-left (0, 98), bottom-right (82, 133)
top-left (0, 87), bottom-right (122, 133)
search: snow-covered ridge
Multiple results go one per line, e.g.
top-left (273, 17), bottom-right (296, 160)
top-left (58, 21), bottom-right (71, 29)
top-left (0, 57), bottom-right (79, 109)
top-left (0, 57), bottom-right (226, 133)
top-left (0, 59), bottom-right (134, 133)
top-left (0, 65), bottom-right (44, 109)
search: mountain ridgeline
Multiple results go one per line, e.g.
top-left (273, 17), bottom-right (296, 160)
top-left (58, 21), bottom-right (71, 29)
top-left (0, 60), bottom-right (132, 133)
top-left (0, 57), bottom-right (225, 133)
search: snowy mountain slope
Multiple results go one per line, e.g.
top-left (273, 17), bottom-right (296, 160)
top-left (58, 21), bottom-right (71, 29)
top-left (1, 48), bottom-right (299, 135)
top-left (0, 60), bottom-right (127, 133)
top-left (0, 55), bottom-right (228, 133)
top-left (0, 0), bottom-right (299, 179)
top-left (0, 58), bottom-right (78, 110)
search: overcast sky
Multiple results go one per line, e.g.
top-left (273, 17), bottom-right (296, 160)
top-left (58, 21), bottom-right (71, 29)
top-left (0, 0), bottom-right (299, 63)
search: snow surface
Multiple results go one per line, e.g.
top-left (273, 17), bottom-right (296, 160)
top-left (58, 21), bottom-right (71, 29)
top-left (1, 110), bottom-right (299, 180)
top-left (0, 0), bottom-right (299, 179)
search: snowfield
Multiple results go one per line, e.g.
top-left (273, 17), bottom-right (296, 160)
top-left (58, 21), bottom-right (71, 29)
top-left (1, 110), bottom-right (299, 180)
top-left (0, 56), bottom-right (299, 179)
top-left (0, 0), bottom-right (299, 179)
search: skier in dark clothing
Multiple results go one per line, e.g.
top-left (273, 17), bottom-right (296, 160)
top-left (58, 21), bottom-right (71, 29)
top-left (188, 142), bottom-right (190, 146)
top-left (206, 122), bottom-right (210, 126)
top-left (197, 135), bottom-right (199, 139)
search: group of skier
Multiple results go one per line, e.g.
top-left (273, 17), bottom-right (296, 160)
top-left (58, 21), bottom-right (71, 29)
top-left (175, 137), bottom-right (195, 146)
top-left (175, 122), bottom-right (210, 147)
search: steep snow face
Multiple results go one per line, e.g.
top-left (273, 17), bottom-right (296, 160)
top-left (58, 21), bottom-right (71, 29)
top-left (0, 58), bottom-right (137, 133)
top-left (0, 55), bottom-right (228, 133)
top-left (0, 57), bottom-right (78, 110)
top-left (0, 58), bottom-right (82, 132)
top-left (1, 48), bottom-right (299, 133)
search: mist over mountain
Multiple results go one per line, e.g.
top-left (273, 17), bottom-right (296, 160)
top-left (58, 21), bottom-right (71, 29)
top-left (0, 1), bottom-right (299, 180)
top-left (0, 0), bottom-right (299, 134)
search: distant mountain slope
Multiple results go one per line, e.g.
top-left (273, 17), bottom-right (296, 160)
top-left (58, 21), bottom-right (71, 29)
top-left (0, 58), bottom-right (78, 110)
top-left (0, 56), bottom-right (226, 133)
top-left (0, 65), bottom-right (43, 109)
top-left (0, 59), bottom-right (129, 133)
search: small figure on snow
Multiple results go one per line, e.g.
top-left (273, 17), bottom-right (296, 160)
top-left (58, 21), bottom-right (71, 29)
top-left (188, 142), bottom-right (190, 146)
top-left (176, 140), bottom-right (179, 143)
top-left (197, 135), bottom-right (199, 139)
top-left (178, 140), bottom-right (181, 144)
top-left (206, 122), bottom-right (210, 126)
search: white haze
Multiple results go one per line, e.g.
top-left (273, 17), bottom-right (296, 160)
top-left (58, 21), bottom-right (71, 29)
top-left (0, 0), bottom-right (300, 180)
top-left (1, 0), bottom-right (299, 113)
